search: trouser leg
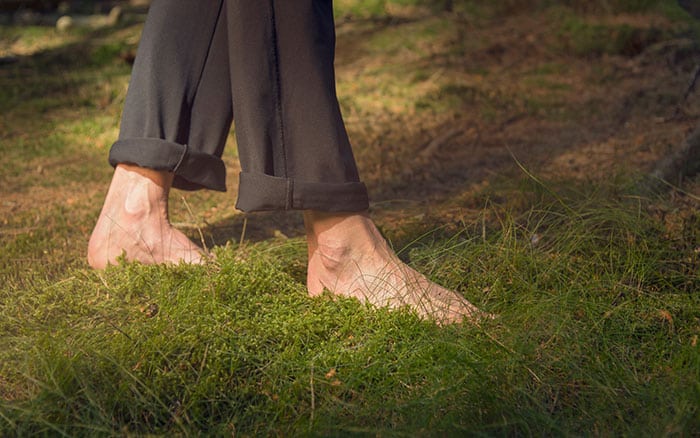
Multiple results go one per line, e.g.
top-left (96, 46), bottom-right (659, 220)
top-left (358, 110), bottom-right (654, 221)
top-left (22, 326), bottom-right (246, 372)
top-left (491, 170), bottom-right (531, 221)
top-left (228, 0), bottom-right (368, 212)
top-left (109, 0), bottom-right (232, 192)
top-left (109, 0), bottom-right (369, 212)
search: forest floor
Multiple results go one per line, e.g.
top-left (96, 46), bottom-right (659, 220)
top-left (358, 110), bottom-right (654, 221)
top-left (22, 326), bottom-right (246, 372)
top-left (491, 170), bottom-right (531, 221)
top-left (1, 1), bottom-right (699, 250)
top-left (0, 1), bottom-right (699, 435)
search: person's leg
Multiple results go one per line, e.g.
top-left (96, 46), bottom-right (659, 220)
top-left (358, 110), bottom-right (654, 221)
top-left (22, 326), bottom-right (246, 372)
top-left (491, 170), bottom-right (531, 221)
top-left (222, 0), bottom-right (480, 323)
top-left (226, 0), bottom-right (368, 212)
top-left (88, 0), bottom-right (232, 268)
top-left (89, 0), bottom-right (483, 322)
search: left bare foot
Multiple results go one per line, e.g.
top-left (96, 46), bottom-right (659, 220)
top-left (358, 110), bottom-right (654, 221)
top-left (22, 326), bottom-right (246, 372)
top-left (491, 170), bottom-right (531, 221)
top-left (304, 211), bottom-right (485, 324)
top-left (87, 164), bottom-right (205, 269)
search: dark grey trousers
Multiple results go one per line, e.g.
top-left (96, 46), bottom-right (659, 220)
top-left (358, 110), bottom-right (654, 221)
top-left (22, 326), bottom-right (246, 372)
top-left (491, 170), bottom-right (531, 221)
top-left (109, 0), bottom-right (369, 212)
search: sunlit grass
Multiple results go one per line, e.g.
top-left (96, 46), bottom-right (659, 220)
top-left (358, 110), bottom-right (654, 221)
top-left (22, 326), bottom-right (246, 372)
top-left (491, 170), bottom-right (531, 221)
top-left (1, 0), bottom-right (699, 435)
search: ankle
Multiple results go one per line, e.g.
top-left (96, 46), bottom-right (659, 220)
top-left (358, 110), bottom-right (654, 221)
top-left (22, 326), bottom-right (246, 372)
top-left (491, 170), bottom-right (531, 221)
top-left (303, 210), bottom-right (368, 233)
top-left (107, 164), bottom-right (172, 221)
top-left (314, 240), bottom-right (355, 273)
top-left (304, 211), bottom-right (375, 245)
top-left (116, 163), bottom-right (174, 188)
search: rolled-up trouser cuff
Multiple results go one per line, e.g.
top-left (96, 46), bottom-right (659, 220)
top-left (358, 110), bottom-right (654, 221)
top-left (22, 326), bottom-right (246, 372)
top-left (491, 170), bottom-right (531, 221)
top-left (109, 138), bottom-right (227, 192)
top-left (236, 172), bottom-right (369, 212)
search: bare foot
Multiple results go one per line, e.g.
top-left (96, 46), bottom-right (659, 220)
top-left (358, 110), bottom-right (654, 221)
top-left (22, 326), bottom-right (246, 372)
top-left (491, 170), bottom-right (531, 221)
top-left (87, 164), bottom-right (205, 269)
top-left (304, 211), bottom-right (485, 324)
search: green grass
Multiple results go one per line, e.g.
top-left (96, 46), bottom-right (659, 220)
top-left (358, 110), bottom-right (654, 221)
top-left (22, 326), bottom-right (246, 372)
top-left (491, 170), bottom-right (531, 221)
top-left (1, 1), bottom-right (699, 436)
top-left (1, 181), bottom-right (698, 435)
top-left (555, 15), bottom-right (669, 57)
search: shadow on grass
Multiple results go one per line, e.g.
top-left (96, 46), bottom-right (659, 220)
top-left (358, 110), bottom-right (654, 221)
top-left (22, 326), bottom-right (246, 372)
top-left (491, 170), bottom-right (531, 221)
top-left (0, 19), bottom-right (141, 115)
top-left (2, 2), bottom-right (699, 269)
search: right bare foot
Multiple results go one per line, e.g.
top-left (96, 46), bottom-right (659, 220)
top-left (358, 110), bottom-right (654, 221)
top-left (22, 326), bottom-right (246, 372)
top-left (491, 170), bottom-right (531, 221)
top-left (304, 211), bottom-right (487, 325)
top-left (87, 164), bottom-right (205, 269)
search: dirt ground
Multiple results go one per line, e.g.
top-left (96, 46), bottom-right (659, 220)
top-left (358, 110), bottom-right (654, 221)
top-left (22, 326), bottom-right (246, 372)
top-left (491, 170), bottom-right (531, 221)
top-left (1, 4), bottom-right (699, 249)
top-left (335, 11), bottom-right (699, 190)
top-left (229, 8), bottom-right (700, 243)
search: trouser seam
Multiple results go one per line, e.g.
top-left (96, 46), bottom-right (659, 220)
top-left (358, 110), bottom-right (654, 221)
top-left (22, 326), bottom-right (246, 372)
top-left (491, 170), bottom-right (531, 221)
top-left (190, 0), bottom-right (225, 109)
top-left (268, 0), bottom-right (288, 180)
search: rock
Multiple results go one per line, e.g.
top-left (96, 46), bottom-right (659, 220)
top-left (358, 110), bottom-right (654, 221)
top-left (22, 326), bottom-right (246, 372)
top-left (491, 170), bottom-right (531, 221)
top-left (56, 15), bottom-right (73, 32)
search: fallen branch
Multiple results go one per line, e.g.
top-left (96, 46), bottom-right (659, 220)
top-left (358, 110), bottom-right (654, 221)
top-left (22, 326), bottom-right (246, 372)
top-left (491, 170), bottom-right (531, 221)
top-left (419, 127), bottom-right (464, 159)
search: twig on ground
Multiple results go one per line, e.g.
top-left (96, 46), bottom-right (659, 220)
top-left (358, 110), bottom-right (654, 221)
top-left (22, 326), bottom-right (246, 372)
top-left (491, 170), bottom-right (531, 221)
top-left (180, 196), bottom-right (208, 253)
top-left (240, 216), bottom-right (248, 246)
top-left (309, 362), bottom-right (315, 430)
top-left (420, 127), bottom-right (464, 159)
